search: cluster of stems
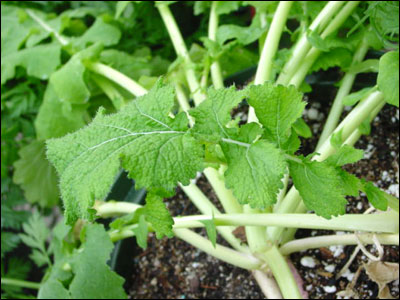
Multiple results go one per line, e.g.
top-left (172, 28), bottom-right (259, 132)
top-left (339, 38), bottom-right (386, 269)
top-left (75, 2), bottom-right (400, 299)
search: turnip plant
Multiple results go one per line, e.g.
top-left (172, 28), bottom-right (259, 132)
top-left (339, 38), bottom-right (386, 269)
top-left (1, 1), bottom-right (399, 299)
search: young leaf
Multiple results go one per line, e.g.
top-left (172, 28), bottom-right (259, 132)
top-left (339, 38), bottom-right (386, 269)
top-left (49, 43), bottom-right (103, 104)
top-left (13, 140), bottom-right (59, 207)
top-left (247, 83), bottom-right (306, 148)
top-left (336, 169), bottom-right (362, 197)
top-left (288, 157), bottom-right (347, 218)
top-left (68, 224), bottom-right (126, 299)
top-left (133, 215), bottom-right (148, 249)
top-left (377, 51), bottom-right (399, 107)
top-left (200, 218), bottom-right (217, 248)
top-left (47, 82), bottom-right (203, 224)
top-left (1, 44), bottom-right (61, 84)
top-left (222, 138), bottom-right (287, 209)
top-left (343, 87), bottom-right (375, 106)
top-left (292, 117), bottom-right (312, 138)
top-left (190, 86), bottom-right (246, 138)
top-left (362, 181), bottom-right (388, 211)
top-left (325, 145), bottom-right (364, 166)
top-left (142, 194), bottom-right (174, 239)
top-left (35, 85), bottom-right (87, 140)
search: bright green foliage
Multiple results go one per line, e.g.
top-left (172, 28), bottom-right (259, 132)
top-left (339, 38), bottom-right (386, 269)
top-left (292, 118), bottom-right (312, 138)
top-left (39, 223), bottom-right (126, 299)
top-left (13, 140), bottom-right (59, 207)
top-left (247, 83), bottom-right (306, 148)
top-left (309, 48), bottom-right (353, 72)
top-left (288, 157), bottom-right (347, 218)
top-left (217, 12), bottom-right (267, 45)
top-left (343, 87), bottom-right (375, 106)
top-left (1, 44), bottom-right (61, 84)
top-left (142, 194), bottom-right (174, 239)
top-left (69, 224), bottom-right (125, 299)
top-left (35, 85), bottom-right (88, 140)
top-left (133, 215), bottom-right (149, 249)
top-left (336, 169), bottom-right (362, 197)
top-left (377, 50), bottom-right (399, 107)
top-left (19, 212), bottom-right (51, 268)
top-left (1, 232), bottom-right (20, 259)
top-left (200, 218), bottom-right (217, 248)
top-left (362, 181), bottom-right (388, 211)
top-left (190, 87), bottom-right (246, 138)
top-left (47, 82), bottom-right (203, 224)
top-left (325, 145), bottom-right (364, 166)
top-left (222, 139), bottom-right (287, 209)
top-left (50, 43), bottom-right (103, 104)
top-left (194, 1), bottom-right (240, 15)
top-left (71, 17), bottom-right (121, 50)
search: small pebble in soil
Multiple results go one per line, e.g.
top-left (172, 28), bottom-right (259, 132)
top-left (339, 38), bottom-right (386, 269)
top-left (301, 256), bottom-right (317, 268)
top-left (323, 285), bottom-right (337, 293)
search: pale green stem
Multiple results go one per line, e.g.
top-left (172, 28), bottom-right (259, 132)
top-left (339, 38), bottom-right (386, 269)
top-left (277, 1), bottom-right (346, 85)
top-left (252, 270), bottom-right (282, 299)
top-left (95, 201), bottom-right (142, 218)
top-left (174, 228), bottom-right (261, 270)
top-left (179, 182), bottom-right (249, 253)
top-left (157, 4), bottom-right (205, 105)
top-left (86, 62), bottom-right (147, 97)
top-left (171, 211), bottom-right (398, 233)
top-left (92, 75), bottom-right (126, 110)
top-left (1, 278), bottom-right (41, 290)
top-left (289, 1), bottom-right (361, 87)
top-left (26, 9), bottom-right (69, 46)
top-left (248, 1), bottom-right (293, 122)
top-left (208, 1), bottom-right (224, 89)
top-left (316, 37), bottom-right (370, 150)
top-left (174, 82), bottom-right (194, 126)
top-left (259, 246), bottom-right (302, 299)
top-left (280, 233), bottom-right (399, 255)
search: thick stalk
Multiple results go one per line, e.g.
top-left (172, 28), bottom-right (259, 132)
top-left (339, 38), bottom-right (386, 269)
top-left (1, 278), bottom-right (41, 290)
top-left (92, 75), bottom-right (125, 110)
top-left (86, 62), bottom-right (147, 97)
top-left (260, 246), bottom-right (302, 299)
top-left (252, 270), bottom-right (283, 299)
top-left (277, 1), bottom-right (346, 85)
top-left (316, 37), bottom-right (370, 149)
top-left (248, 1), bottom-right (293, 121)
top-left (280, 233), bottom-right (399, 255)
top-left (289, 1), bottom-right (361, 87)
top-left (157, 4), bottom-right (205, 105)
top-left (174, 228), bottom-right (261, 270)
top-left (208, 1), bottom-right (224, 89)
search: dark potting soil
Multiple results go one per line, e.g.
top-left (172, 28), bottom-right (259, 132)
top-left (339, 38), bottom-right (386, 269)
top-left (127, 91), bottom-right (399, 299)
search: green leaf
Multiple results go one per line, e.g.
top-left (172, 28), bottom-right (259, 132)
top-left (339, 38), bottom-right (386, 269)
top-left (1, 44), bottom-right (61, 84)
top-left (190, 86), bottom-right (246, 138)
top-left (222, 139), bottom-right (287, 209)
top-left (35, 85), bottom-right (87, 140)
top-left (1, 232), bottom-right (20, 258)
top-left (377, 51), bottom-right (399, 107)
top-left (325, 145), bottom-right (364, 166)
top-left (50, 43), bottom-right (103, 104)
top-left (133, 215), bottom-right (148, 249)
top-left (143, 194), bottom-right (174, 239)
top-left (19, 212), bottom-right (50, 267)
top-left (362, 181), bottom-right (388, 211)
top-left (71, 17), bottom-right (121, 50)
top-left (115, 1), bottom-right (132, 19)
top-left (306, 30), bottom-right (357, 52)
top-left (200, 218), bottom-right (217, 248)
top-left (343, 87), bottom-right (375, 106)
top-left (247, 83), bottom-right (306, 148)
top-left (68, 224), bottom-right (126, 299)
top-left (288, 157), bottom-right (347, 218)
top-left (38, 279), bottom-right (71, 299)
top-left (216, 12), bottom-right (267, 45)
top-left (292, 117), bottom-right (312, 138)
top-left (47, 82), bottom-right (203, 224)
top-left (13, 140), bottom-right (59, 207)
top-left (336, 169), bottom-right (362, 197)
top-left (349, 59), bottom-right (379, 74)
top-left (309, 48), bottom-right (353, 72)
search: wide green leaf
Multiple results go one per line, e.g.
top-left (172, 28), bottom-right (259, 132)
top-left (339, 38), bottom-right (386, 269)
top-left (13, 140), bottom-right (59, 207)
top-left (47, 82), bottom-right (203, 224)
top-left (288, 157), bottom-right (347, 218)
top-left (377, 50), bottom-right (399, 107)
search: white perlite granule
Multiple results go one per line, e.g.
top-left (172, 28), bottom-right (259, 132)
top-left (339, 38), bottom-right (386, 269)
top-left (300, 256), bottom-right (316, 268)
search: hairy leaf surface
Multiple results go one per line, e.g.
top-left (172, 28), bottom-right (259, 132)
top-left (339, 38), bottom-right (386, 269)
top-left (47, 83), bottom-right (203, 224)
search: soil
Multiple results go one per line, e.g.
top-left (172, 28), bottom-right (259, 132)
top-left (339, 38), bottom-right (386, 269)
top-left (127, 82), bottom-right (399, 299)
